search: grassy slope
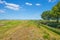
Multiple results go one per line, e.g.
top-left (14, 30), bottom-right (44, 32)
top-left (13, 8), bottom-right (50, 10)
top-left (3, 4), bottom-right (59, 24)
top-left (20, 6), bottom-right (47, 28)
top-left (0, 20), bottom-right (60, 40)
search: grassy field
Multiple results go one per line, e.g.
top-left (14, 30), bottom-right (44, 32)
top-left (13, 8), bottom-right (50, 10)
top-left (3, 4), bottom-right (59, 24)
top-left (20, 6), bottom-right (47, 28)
top-left (0, 20), bottom-right (60, 40)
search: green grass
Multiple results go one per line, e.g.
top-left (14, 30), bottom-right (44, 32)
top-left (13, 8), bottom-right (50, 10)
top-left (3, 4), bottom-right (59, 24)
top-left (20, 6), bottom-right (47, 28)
top-left (0, 20), bottom-right (22, 39)
top-left (0, 20), bottom-right (60, 40)
top-left (41, 24), bottom-right (60, 35)
top-left (43, 31), bottom-right (50, 39)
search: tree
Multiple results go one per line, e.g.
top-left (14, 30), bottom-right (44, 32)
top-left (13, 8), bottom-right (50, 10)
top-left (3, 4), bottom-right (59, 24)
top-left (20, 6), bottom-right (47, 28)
top-left (41, 11), bottom-right (51, 20)
top-left (41, 1), bottom-right (60, 23)
top-left (52, 2), bottom-right (60, 23)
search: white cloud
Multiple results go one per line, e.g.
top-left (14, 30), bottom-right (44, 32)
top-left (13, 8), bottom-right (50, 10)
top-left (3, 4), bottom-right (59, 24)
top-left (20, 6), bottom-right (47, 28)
top-left (0, 10), bottom-right (5, 13)
top-left (0, 0), bottom-right (3, 4)
top-left (35, 3), bottom-right (41, 6)
top-left (5, 3), bottom-right (20, 10)
top-left (25, 2), bottom-right (32, 6)
top-left (48, 0), bottom-right (56, 2)
top-left (0, 0), bottom-right (6, 4)
top-left (49, 0), bottom-right (51, 2)
top-left (0, 0), bottom-right (20, 11)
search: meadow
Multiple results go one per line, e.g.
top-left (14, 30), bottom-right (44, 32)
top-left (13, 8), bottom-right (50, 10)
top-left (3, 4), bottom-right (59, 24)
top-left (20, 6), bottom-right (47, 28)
top-left (0, 20), bottom-right (60, 40)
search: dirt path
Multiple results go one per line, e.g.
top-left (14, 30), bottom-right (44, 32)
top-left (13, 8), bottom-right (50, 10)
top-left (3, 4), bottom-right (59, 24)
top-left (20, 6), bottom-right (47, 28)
top-left (1, 21), bottom-right (60, 40)
top-left (2, 22), bottom-right (44, 40)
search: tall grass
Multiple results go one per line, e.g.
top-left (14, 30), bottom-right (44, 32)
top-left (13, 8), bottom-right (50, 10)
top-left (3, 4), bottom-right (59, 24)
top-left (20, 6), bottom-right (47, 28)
top-left (41, 24), bottom-right (60, 35)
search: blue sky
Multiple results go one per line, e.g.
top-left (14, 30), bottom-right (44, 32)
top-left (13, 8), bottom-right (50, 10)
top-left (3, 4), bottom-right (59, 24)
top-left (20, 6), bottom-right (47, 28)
top-left (0, 0), bottom-right (59, 20)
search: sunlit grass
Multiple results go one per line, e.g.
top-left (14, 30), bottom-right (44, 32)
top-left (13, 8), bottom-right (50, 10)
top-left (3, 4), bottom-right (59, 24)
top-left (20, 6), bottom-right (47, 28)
top-left (0, 20), bottom-right (60, 40)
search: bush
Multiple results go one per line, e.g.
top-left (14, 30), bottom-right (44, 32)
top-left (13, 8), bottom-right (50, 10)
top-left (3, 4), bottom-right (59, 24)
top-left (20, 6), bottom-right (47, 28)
top-left (57, 25), bottom-right (60, 28)
top-left (40, 20), bottom-right (60, 28)
top-left (42, 25), bottom-right (60, 35)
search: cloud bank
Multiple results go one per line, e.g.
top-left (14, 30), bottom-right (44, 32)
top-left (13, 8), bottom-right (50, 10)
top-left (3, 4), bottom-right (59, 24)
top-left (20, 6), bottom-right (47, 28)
top-left (0, 0), bottom-right (20, 11)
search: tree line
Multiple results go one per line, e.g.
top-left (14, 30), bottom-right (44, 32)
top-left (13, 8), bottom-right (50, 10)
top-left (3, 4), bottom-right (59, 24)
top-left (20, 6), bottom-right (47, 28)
top-left (41, 2), bottom-right (60, 23)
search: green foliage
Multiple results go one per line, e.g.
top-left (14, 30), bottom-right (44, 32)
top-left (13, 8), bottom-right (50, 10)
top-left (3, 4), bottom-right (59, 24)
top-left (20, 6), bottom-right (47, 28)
top-left (41, 11), bottom-right (51, 20)
top-left (40, 20), bottom-right (60, 28)
top-left (57, 25), bottom-right (60, 28)
top-left (52, 2), bottom-right (60, 23)
top-left (41, 2), bottom-right (60, 23)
